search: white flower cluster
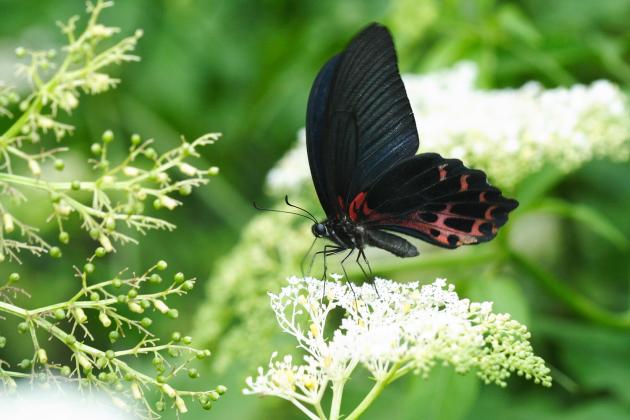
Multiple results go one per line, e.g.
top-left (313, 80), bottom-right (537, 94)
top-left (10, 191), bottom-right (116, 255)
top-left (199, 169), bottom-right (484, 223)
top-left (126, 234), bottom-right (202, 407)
top-left (267, 62), bottom-right (630, 194)
top-left (404, 62), bottom-right (630, 189)
top-left (244, 277), bottom-right (550, 418)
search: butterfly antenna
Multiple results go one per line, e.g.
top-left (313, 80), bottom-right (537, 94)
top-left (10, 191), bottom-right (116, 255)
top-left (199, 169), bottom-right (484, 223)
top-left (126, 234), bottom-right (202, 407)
top-left (284, 195), bottom-right (319, 223)
top-left (253, 201), bottom-right (317, 223)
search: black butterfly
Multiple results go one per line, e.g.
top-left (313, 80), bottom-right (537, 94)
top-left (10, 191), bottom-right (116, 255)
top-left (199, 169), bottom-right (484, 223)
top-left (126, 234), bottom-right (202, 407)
top-left (304, 23), bottom-right (518, 269)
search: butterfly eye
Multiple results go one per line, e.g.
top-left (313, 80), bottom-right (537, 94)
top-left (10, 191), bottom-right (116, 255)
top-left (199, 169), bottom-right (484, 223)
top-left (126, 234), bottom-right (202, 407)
top-left (312, 223), bottom-right (327, 237)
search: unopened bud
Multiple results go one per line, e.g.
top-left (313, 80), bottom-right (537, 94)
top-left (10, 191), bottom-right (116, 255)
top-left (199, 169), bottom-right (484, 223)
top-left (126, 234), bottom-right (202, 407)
top-left (123, 166), bottom-right (140, 177)
top-left (37, 348), bottom-right (48, 364)
top-left (98, 312), bottom-right (111, 327)
top-left (175, 396), bottom-right (188, 413)
top-left (99, 235), bottom-right (113, 252)
top-left (159, 195), bottom-right (178, 210)
top-left (178, 163), bottom-right (197, 177)
top-left (3, 213), bottom-right (14, 233)
top-left (28, 160), bottom-right (41, 176)
top-left (73, 307), bottom-right (87, 323)
top-left (162, 383), bottom-right (176, 398)
top-left (128, 302), bottom-right (143, 313)
top-left (153, 300), bottom-right (169, 314)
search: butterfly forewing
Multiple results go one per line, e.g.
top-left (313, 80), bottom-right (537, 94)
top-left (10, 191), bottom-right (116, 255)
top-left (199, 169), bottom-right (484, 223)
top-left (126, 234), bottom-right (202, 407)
top-left (306, 24), bottom-right (419, 217)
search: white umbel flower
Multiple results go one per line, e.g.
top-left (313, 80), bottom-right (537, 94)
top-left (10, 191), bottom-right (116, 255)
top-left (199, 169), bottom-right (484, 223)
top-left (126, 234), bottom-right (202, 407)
top-left (244, 277), bottom-right (551, 419)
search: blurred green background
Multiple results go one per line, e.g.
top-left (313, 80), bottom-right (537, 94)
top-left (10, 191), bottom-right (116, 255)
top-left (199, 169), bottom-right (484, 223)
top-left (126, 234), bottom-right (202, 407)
top-left (1, 0), bottom-right (630, 419)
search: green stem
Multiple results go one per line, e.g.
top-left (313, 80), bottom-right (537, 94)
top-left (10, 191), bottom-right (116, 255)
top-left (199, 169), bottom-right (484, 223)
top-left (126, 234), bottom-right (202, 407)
top-left (313, 401), bottom-right (327, 420)
top-left (0, 98), bottom-right (42, 144)
top-left (346, 363), bottom-right (401, 420)
top-left (509, 250), bottom-right (630, 328)
top-left (329, 380), bottom-right (345, 420)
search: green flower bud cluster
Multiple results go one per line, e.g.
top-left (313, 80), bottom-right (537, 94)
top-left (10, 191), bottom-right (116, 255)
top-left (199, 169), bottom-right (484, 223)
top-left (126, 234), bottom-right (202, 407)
top-left (0, 255), bottom-right (223, 417)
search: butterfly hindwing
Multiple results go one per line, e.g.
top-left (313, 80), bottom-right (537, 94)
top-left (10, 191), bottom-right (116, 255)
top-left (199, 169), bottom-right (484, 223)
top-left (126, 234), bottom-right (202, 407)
top-left (305, 24), bottom-right (419, 218)
top-left (348, 153), bottom-right (518, 249)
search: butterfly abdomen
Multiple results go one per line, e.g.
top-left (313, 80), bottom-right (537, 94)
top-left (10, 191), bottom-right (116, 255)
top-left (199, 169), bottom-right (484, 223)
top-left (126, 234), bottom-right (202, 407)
top-left (365, 229), bottom-right (418, 258)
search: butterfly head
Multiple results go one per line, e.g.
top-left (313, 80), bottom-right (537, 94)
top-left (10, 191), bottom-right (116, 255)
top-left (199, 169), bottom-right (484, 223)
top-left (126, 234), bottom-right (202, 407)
top-left (311, 222), bottom-right (329, 238)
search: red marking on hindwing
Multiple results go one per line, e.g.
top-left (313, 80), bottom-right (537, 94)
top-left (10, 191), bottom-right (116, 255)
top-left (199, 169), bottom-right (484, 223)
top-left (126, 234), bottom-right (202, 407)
top-left (460, 175), bottom-right (470, 191)
top-left (479, 192), bottom-right (487, 202)
top-left (484, 205), bottom-right (497, 220)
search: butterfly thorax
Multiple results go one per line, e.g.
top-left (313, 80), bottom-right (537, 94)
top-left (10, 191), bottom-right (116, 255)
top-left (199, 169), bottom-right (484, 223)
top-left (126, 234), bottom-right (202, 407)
top-left (312, 218), bottom-right (366, 250)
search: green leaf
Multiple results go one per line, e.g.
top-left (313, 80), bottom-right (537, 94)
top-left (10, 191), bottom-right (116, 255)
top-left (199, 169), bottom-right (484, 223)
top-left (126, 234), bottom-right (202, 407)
top-left (398, 366), bottom-right (480, 420)
top-left (514, 165), bottom-right (566, 211)
top-left (533, 198), bottom-right (628, 250)
top-left (497, 4), bottom-right (542, 46)
top-left (467, 275), bottom-right (530, 325)
top-left (469, 387), bottom-right (629, 420)
top-left (538, 318), bottom-right (630, 405)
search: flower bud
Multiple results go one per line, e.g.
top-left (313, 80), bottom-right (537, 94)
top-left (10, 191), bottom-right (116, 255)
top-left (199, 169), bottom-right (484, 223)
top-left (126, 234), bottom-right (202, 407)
top-left (54, 159), bottom-right (65, 171)
top-left (178, 163), bottom-right (197, 177)
top-left (73, 307), bottom-right (87, 324)
top-left (99, 235), bottom-right (114, 253)
top-left (175, 396), bottom-right (188, 413)
top-left (49, 246), bottom-right (62, 258)
top-left (3, 213), bottom-right (14, 233)
top-left (153, 300), bottom-right (169, 314)
top-left (158, 195), bottom-right (178, 210)
top-left (102, 130), bottom-right (114, 143)
top-left (128, 301), bottom-right (143, 313)
top-left (99, 312), bottom-right (112, 327)
top-left (37, 348), bottom-right (48, 364)
top-left (59, 231), bottom-right (70, 244)
top-left (161, 383), bottom-right (176, 398)
top-left (123, 166), bottom-right (140, 177)
top-left (17, 322), bottom-right (28, 334)
top-left (77, 353), bottom-right (92, 371)
top-left (28, 160), bottom-right (41, 176)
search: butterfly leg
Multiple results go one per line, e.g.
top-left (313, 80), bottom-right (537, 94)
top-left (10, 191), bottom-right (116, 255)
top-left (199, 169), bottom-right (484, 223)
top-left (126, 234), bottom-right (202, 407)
top-left (355, 249), bottom-right (372, 283)
top-left (339, 248), bottom-right (358, 302)
top-left (357, 249), bottom-right (379, 297)
top-left (300, 237), bottom-right (319, 277)
top-left (319, 245), bottom-right (345, 300)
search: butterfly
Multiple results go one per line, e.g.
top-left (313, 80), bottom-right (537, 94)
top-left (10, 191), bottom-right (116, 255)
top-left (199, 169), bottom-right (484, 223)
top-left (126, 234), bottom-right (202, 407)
top-left (304, 23), bottom-right (518, 267)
